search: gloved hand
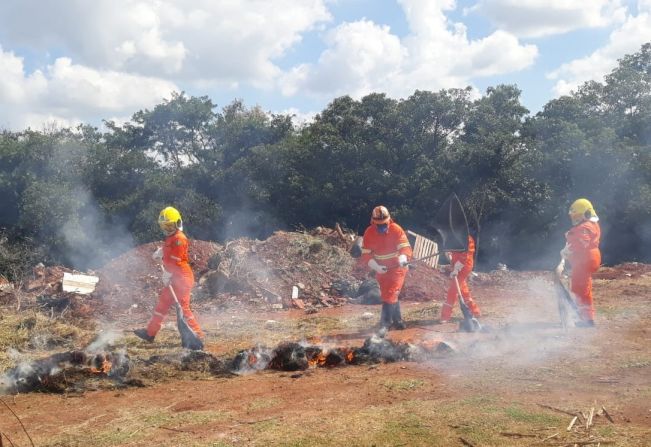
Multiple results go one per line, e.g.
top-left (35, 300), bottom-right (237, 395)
top-left (560, 244), bottom-right (571, 260)
top-left (161, 269), bottom-right (172, 286)
top-left (152, 247), bottom-right (163, 261)
top-left (450, 261), bottom-right (464, 278)
top-left (555, 259), bottom-right (565, 277)
top-left (368, 259), bottom-right (388, 274)
top-left (398, 254), bottom-right (409, 267)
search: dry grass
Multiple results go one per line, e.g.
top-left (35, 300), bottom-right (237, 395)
top-left (42, 407), bottom-right (232, 447)
top-left (0, 309), bottom-right (95, 370)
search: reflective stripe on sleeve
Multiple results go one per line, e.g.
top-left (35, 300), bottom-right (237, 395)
top-left (374, 251), bottom-right (399, 260)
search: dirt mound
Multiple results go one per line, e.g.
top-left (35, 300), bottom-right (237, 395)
top-left (352, 261), bottom-right (449, 302)
top-left (594, 262), bottom-right (651, 280)
top-left (401, 263), bottom-right (449, 301)
top-left (95, 240), bottom-right (221, 315)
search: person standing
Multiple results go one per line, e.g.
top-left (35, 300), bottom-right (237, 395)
top-left (360, 206), bottom-right (412, 330)
top-left (440, 234), bottom-right (481, 323)
top-left (134, 206), bottom-right (204, 342)
top-left (561, 198), bottom-right (601, 327)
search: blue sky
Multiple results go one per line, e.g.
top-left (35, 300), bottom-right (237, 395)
top-left (0, 0), bottom-right (649, 129)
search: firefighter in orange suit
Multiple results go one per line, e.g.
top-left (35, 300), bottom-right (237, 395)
top-left (134, 207), bottom-right (204, 342)
top-left (440, 234), bottom-right (481, 323)
top-left (360, 206), bottom-right (412, 330)
top-left (561, 198), bottom-right (601, 327)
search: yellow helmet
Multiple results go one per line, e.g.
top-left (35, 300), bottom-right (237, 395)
top-left (371, 205), bottom-right (391, 224)
top-left (568, 198), bottom-right (597, 225)
top-left (158, 206), bottom-right (183, 234)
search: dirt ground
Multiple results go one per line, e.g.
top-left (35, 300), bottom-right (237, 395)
top-left (1, 268), bottom-right (650, 446)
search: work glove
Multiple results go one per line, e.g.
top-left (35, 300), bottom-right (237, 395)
top-left (450, 261), bottom-right (464, 278)
top-left (560, 244), bottom-right (571, 260)
top-left (161, 269), bottom-right (172, 286)
top-left (398, 254), bottom-right (409, 267)
top-left (368, 259), bottom-right (388, 275)
top-left (152, 247), bottom-right (163, 261)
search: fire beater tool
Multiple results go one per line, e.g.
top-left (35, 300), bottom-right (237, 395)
top-left (553, 258), bottom-right (580, 330)
top-left (433, 193), bottom-right (483, 333)
top-left (454, 275), bottom-right (482, 332)
top-left (162, 266), bottom-right (204, 350)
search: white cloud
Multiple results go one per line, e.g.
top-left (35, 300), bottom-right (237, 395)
top-left (470, 0), bottom-right (626, 38)
top-left (281, 20), bottom-right (405, 97)
top-left (0, 0), bottom-right (331, 84)
top-left (281, 108), bottom-right (317, 127)
top-left (0, 46), bottom-right (177, 130)
top-left (281, 0), bottom-right (537, 99)
top-left (548, 4), bottom-right (651, 96)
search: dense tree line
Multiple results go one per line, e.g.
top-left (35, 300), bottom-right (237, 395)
top-left (2, 44), bottom-right (651, 278)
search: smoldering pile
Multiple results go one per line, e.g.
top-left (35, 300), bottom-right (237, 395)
top-left (230, 335), bottom-right (456, 373)
top-left (0, 335), bottom-right (456, 395)
top-left (1, 350), bottom-right (131, 394)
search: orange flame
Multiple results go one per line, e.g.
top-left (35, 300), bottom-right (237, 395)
top-left (308, 350), bottom-right (327, 367)
top-left (90, 357), bottom-right (112, 374)
top-left (248, 352), bottom-right (258, 366)
top-left (419, 339), bottom-right (442, 351)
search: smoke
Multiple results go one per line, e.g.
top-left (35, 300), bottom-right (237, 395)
top-left (219, 203), bottom-right (285, 242)
top-left (85, 328), bottom-right (122, 353)
top-left (0, 349), bottom-right (29, 394)
top-left (20, 132), bottom-right (137, 271)
top-left (59, 186), bottom-right (135, 270)
top-left (431, 274), bottom-right (599, 376)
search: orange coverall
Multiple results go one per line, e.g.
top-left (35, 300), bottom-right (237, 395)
top-left (441, 235), bottom-right (481, 321)
top-left (146, 230), bottom-right (204, 338)
top-left (566, 220), bottom-right (601, 321)
top-left (360, 222), bottom-right (412, 304)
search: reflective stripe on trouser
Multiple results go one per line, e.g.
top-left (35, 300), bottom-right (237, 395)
top-left (376, 268), bottom-right (407, 304)
top-left (146, 279), bottom-right (204, 337)
top-left (441, 268), bottom-right (480, 321)
top-left (571, 258), bottom-right (599, 321)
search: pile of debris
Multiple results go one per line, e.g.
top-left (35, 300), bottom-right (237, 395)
top-left (0, 275), bottom-right (14, 305)
top-left (0, 264), bottom-right (102, 319)
top-left (309, 224), bottom-right (357, 250)
top-left (198, 231), bottom-right (357, 311)
top-left (0, 227), bottom-right (458, 318)
top-left (95, 240), bottom-right (221, 315)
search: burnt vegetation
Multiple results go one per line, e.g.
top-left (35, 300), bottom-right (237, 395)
top-left (1, 44), bottom-right (651, 281)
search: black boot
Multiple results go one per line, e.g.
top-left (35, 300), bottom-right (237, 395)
top-left (379, 303), bottom-right (392, 331)
top-left (133, 328), bottom-right (155, 342)
top-left (391, 302), bottom-right (406, 330)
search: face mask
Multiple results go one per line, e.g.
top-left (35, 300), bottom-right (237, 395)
top-left (377, 224), bottom-right (389, 234)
